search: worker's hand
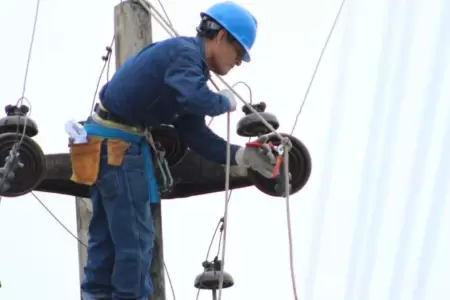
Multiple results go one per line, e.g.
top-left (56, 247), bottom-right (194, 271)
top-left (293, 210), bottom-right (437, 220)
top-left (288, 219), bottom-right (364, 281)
top-left (235, 135), bottom-right (277, 178)
top-left (219, 89), bottom-right (237, 112)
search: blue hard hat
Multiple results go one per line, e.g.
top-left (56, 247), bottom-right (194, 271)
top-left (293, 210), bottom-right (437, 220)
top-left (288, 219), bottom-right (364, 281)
top-left (200, 1), bottom-right (257, 62)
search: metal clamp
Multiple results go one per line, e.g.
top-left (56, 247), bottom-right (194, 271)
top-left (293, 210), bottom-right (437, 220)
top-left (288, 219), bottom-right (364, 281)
top-left (154, 145), bottom-right (174, 194)
top-left (274, 137), bottom-right (292, 197)
top-left (145, 129), bottom-right (174, 194)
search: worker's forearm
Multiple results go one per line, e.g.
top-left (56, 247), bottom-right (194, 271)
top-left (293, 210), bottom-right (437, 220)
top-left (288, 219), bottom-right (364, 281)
top-left (186, 134), bottom-right (241, 165)
top-left (175, 115), bottom-right (241, 165)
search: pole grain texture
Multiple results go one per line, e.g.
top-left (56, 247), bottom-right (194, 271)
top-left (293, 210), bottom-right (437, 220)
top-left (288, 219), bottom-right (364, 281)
top-left (76, 1), bottom-right (166, 299)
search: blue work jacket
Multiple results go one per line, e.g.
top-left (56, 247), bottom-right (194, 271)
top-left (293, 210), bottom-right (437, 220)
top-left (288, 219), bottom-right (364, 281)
top-left (99, 36), bottom-right (241, 165)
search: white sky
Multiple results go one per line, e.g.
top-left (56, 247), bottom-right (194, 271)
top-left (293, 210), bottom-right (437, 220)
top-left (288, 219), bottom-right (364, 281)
top-left (1, 0), bottom-right (450, 299)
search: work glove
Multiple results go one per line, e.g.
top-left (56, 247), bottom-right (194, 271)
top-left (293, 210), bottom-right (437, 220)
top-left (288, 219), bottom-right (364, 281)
top-left (235, 135), bottom-right (278, 178)
top-left (219, 89), bottom-right (237, 112)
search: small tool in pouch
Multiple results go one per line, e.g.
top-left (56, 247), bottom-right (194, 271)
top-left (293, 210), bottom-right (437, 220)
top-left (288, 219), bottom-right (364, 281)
top-left (65, 120), bottom-right (88, 144)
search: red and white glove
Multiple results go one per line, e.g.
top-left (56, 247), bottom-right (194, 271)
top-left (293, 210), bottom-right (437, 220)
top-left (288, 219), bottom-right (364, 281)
top-left (235, 135), bottom-right (278, 178)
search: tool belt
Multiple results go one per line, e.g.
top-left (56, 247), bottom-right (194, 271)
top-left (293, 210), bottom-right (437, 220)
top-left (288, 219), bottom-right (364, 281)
top-left (92, 103), bottom-right (146, 134)
top-left (69, 104), bottom-right (172, 202)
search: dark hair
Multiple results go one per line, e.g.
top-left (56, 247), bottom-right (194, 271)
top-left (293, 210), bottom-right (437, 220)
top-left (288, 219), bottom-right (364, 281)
top-left (196, 17), bottom-right (236, 43)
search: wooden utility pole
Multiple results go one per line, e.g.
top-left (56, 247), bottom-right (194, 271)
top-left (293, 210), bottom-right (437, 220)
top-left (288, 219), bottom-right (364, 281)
top-left (75, 197), bottom-right (91, 284)
top-left (76, 1), bottom-right (166, 299)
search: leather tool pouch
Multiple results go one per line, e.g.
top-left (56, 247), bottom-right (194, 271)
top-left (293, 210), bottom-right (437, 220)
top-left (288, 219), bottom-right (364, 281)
top-left (106, 139), bottom-right (130, 166)
top-left (69, 136), bottom-right (104, 185)
top-left (70, 135), bottom-right (132, 185)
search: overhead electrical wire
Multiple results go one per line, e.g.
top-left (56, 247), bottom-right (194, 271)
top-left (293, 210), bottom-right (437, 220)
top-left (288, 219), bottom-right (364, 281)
top-left (14, 0), bottom-right (42, 147)
top-left (290, 0), bottom-right (347, 136)
top-left (33, 192), bottom-right (81, 244)
top-left (156, 0), bottom-right (173, 27)
top-left (33, 190), bottom-right (182, 300)
top-left (89, 38), bottom-right (115, 115)
top-left (36, 194), bottom-right (178, 299)
top-left (17, 0), bottom-right (41, 103)
top-left (195, 216), bottom-right (226, 300)
top-left (269, 0), bottom-right (348, 297)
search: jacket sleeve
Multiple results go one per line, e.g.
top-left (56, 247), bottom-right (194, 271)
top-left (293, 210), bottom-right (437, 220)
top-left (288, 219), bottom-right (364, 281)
top-left (164, 46), bottom-right (231, 117)
top-left (174, 114), bottom-right (241, 165)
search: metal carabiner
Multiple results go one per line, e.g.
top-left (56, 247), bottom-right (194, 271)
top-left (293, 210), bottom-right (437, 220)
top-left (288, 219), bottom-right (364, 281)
top-left (155, 148), bottom-right (173, 193)
top-left (145, 129), bottom-right (174, 194)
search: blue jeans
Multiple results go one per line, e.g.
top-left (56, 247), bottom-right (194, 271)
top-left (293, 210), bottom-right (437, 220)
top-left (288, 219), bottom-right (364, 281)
top-left (81, 141), bottom-right (155, 300)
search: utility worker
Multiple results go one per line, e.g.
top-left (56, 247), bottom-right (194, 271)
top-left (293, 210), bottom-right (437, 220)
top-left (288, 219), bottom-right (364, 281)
top-left (72, 1), bottom-right (278, 300)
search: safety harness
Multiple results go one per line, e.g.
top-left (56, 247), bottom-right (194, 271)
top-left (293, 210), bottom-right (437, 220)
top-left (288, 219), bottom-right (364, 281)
top-left (90, 103), bottom-right (174, 198)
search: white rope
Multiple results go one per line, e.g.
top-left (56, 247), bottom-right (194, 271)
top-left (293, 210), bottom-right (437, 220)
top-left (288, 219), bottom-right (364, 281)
top-left (136, 1), bottom-right (298, 299)
top-left (218, 112), bottom-right (232, 300)
top-left (283, 147), bottom-right (298, 298)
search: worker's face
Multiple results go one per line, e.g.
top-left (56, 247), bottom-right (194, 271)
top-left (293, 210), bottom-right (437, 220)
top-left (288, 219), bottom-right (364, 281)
top-left (211, 30), bottom-right (245, 75)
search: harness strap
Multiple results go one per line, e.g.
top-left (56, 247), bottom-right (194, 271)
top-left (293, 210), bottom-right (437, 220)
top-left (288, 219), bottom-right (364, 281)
top-left (84, 123), bottom-right (160, 204)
